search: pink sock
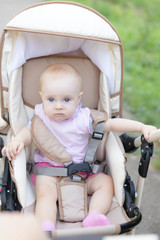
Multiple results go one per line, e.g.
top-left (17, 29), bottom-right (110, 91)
top-left (41, 221), bottom-right (55, 231)
top-left (82, 211), bottom-right (110, 227)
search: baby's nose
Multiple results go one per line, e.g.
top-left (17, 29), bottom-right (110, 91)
top-left (55, 102), bottom-right (63, 109)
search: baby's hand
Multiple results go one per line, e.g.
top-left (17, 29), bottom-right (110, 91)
top-left (2, 140), bottom-right (24, 161)
top-left (141, 124), bottom-right (157, 142)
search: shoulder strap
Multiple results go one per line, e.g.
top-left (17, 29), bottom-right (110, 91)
top-left (84, 109), bottom-right (108, 164)
top-left (31, 116), bottom-right (72, 164)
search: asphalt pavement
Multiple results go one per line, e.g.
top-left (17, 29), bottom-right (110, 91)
top-left (0, 0), bottom-right (160, 235)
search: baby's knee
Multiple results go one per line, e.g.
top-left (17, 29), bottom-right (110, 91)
top-left (102, 174), bottom-right (113, 185)
top-left (106, 175), bottom-right (114, 191)
top-left (99, 174), bottom-right (114, 193)
top-left (94, 174), bottom-right (113, 188)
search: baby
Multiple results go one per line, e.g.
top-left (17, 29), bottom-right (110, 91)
top-left (2, 63), bottom-right (157, 233)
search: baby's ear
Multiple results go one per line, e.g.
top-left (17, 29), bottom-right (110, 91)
top-left (39, 91), bottom-right (42, 97)
top-left (78, 91), bottom-right (83, 102)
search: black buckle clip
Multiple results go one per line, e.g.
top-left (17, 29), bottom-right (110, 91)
top-left (67, 162), bottom-right (92, 180)
top-left (26, 162), bottom-right (33, 174)
top-left (92, 131), bottom-right (104, 140)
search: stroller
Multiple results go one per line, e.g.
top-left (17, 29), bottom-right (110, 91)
top-left (0, 1), bottom-right (159, 238)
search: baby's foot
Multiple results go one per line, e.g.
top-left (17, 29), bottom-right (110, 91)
top-left (41, 221), bottom-right (55, 239)
top-left (82, 211), bottom-right (110, 227)
top-left (41, 221), bottom-right (55, 231)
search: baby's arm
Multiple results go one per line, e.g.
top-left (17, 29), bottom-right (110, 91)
top-left (103, 118), bottom-right (157, 141)
top-left (2, 126), bottom-right (31, 161)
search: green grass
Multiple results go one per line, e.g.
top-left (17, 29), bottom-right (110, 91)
top-left (48, 0), bottom-right (160, 127)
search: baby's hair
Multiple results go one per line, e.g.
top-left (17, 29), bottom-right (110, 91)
top-left (40, 63), bottom-right (82, 92)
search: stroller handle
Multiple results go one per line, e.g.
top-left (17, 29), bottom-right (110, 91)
top-left (134, 129), bottom-right (160, 147)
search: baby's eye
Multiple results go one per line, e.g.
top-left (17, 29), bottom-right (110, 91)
top-left (64, 98), bottom-right (70, 102)
top-left (48, 98), bottom-right (54, 102)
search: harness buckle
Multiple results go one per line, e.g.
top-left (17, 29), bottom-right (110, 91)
top-left (67, 162), bottom-right (92, 180)
top-left (92, 131), bottom-right (103, 140)
top-left (26, 162), bottom-right (33, 174)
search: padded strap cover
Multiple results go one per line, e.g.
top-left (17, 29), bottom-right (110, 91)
top-left (90, 109), bottom-right (108, 126)
top-left (31, 116), bottom-right (72, 163)
top-left (57, 177), bottom-right (88, 222)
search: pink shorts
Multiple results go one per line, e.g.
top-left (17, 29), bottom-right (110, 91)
top-left (32, 162), bottom-right (103, 185)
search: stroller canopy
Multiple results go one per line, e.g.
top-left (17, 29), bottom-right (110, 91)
top-left (6, 2), bottom-right (120, 42)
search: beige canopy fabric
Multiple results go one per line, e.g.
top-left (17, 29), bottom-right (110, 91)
top-left (6, 2), bottom-right (120, 42)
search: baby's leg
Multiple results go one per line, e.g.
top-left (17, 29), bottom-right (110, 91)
top-left (87, 174), bottom-right (114, 214)
top-left (35, 175), bottom-right (58, 230)
top-left (82, 174), bottom-right (114, 227)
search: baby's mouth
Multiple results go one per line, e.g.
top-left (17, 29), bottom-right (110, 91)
top-left (54, 113), bottom-right (64, 115)
top-left (53, 113), bottom-right (65, 118)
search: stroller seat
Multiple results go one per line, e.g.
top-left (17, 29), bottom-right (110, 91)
top-left (1, 53), bottom-right (130, 235)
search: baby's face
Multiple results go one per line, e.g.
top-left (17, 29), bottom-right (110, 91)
top-left (40, 72), bottom-right (82, 121)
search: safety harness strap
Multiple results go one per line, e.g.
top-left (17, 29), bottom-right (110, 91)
top-left (84, 121), bottom-right (104, 164)
top-left (32, 162), bottom-right (92, 180)
top-left (32, 121), bottom-right (106, 179)
top-left (32, 165), bottom-right (68, 177)
top-left (32, 161), bottom-right (107, 179)
top-left (30, 109), bottom-right (108, 179)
